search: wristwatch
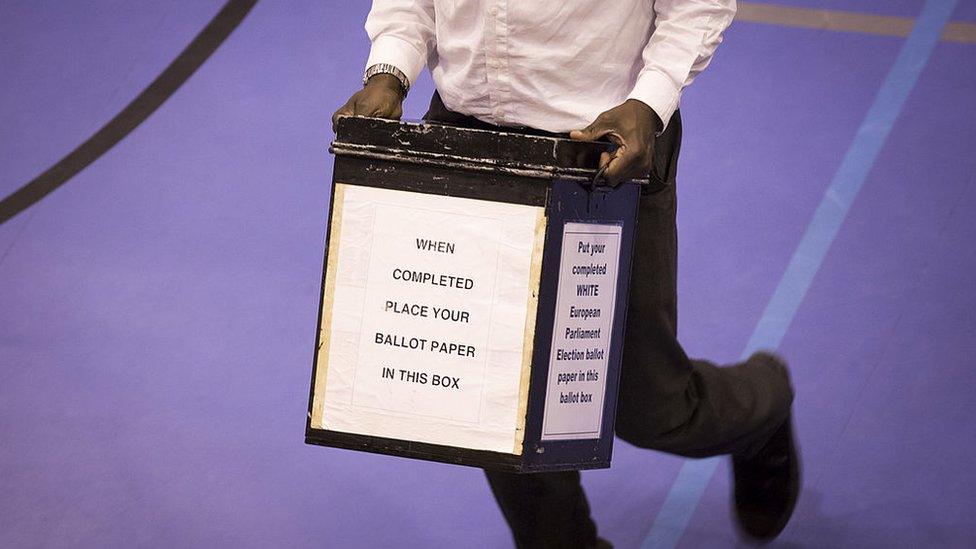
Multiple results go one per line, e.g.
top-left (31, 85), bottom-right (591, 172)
top-left (363, 63), bottom-right (410, 97)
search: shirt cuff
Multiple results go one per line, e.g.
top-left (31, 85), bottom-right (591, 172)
top-left (626, 70), bottom-right (681, 134)
top-left (365, 35), bottom-right (427, 88)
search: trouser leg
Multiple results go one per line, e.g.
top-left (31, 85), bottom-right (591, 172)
top-left (613, 176), bottom-right (794, 459)
top-left (484, 470), bottom-right (598, 549)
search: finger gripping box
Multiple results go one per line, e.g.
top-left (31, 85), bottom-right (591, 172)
top-left (305, 116), bottom-right (641, 472)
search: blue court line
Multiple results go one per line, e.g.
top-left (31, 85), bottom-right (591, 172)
top-left (641, 1), bottom-right (959, 547)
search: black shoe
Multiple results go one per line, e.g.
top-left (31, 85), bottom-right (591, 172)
top-left (732, 414), bottom-right (801, 542)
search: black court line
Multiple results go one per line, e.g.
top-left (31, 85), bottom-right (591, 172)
top-left (0, 0), bottom-right (258, 226)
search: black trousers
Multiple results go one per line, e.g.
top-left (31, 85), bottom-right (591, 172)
top-left (424, 93), bottom-right (794, 549)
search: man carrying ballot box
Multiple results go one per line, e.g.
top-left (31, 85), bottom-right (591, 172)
top-left (333, 1), bottom-right (800, 546)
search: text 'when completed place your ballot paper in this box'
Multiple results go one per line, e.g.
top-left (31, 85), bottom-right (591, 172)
top-left (318, 184), bottom-right (543, 453)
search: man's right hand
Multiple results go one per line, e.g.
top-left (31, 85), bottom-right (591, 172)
top-left (331, 73), bottom-right (405, 130)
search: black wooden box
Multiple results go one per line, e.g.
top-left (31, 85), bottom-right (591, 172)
top-left (306, 116), bottom-right (641, 472)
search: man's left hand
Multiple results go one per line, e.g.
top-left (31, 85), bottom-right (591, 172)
top-left (570, 99), bottom-right (663, 186)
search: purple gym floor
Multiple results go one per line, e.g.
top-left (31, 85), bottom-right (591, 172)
top-left (1, 1), bottom-right (974, 547)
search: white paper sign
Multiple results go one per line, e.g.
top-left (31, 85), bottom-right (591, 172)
top-left (314, 184), bottom-right (545, 454)
top-left (541, 222), bottom-right (622, 441)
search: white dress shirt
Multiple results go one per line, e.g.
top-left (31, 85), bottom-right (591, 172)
top-left (364, 0), bottom-right (736, 133)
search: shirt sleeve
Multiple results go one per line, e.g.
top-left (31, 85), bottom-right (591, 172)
top-left (364, 0), bottom-right (437, 87)
top-left (627, 0), bottom-right (737, 132)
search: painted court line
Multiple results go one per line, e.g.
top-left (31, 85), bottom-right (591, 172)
top-left (0, 0), bottom-right (257, 226)
top-left (641, 1), bottom-right (959, 547)
top-left (737, 1), bottom-right (976, 44)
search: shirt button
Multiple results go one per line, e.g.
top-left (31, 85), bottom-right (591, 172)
top-left (489, 59), bottom-right (501, 69)
top-left (489, 6), bottom-right (499, 16)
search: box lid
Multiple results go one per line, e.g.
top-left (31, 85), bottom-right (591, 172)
top-left (331, 116), bottom-right (634, 183)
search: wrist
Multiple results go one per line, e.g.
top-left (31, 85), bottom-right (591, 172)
top-left (364, 63), bottom-right (410, 98)
top-left (625, 99), bottom-right (662, 134)
top-left (365, 73), bottom-right (403, 93)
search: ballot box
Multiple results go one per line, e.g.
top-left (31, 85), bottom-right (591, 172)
top-left (306, 116), bottom-right (642, 472)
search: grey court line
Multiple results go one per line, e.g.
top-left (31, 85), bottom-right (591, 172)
top-left (738, 1), bottom-right (976, 43)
